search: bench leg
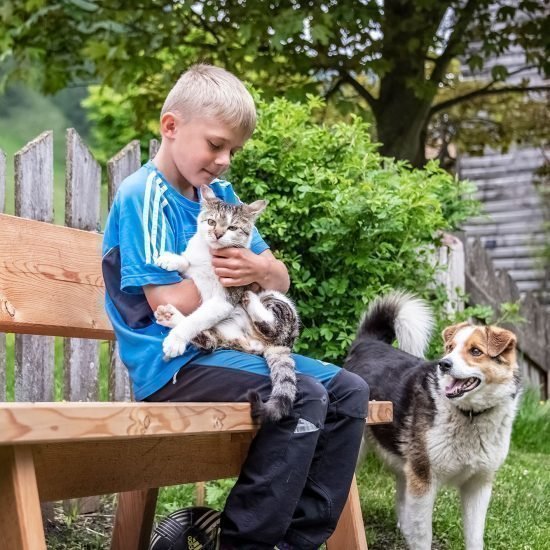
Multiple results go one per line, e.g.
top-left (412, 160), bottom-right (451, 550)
top-left (326, 475), bottom-right (368, 550)
top-left (111, 488), bottom-right (159, 550)
top-left (0, 445), bottom-right (47, 550)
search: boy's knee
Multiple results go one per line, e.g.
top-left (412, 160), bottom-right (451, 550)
top-left (327, 369), bottom-right (370, 419)
top-left (294, 375), bottom-right (329, 427)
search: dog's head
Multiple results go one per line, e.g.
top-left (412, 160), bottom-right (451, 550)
top-left (438, 323), bottom-right (520, 410)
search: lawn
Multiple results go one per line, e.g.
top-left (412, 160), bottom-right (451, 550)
top-left (42, 392), bottom-right (550, 549)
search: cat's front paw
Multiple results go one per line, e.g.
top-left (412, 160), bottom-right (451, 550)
top-left (154, 304), bottom-right (184, 328)
top-left (155, 252), bottom-right (188, 273)
top-left (162, 330), bottom-right (188, 360)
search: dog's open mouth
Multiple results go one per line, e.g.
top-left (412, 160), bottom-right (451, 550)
top-left (445, 377), bottom-right (481, 399)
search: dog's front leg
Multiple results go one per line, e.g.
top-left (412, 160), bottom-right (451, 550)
top-left (460, 475), bottom-right (493, 550)
top-left (400, 477), bottom-right (437, 550)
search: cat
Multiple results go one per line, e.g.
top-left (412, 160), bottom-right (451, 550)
top-left (153, 184), bottom-right (300, 423)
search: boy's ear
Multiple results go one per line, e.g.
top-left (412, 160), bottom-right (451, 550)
top-left (247, 200), bottom-right (267, 218)
top-left (200, 185), bottom-right (217, 203)
top-left (160, 112), bottom-right (178, 138)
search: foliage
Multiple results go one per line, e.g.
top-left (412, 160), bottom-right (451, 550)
top-left (512, 389), bottom-right (550, 454)
top-left (83, 84), bottom-right (158, 164)
top-left (1, 1), bottom-right (548, 165)
top-left (225, 95), bottom-right (477, 362)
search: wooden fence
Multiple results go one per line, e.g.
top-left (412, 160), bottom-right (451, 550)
top-left (0, 126), bottom-right (547, 426)
top-left (466, 238), bottom-right (549, 398)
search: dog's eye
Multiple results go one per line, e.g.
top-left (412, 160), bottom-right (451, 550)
top-left (446, 345), bottom-right (454, 353)
top-left (470, 347), bottom-right (482, 356)
top-left (207, 219), bottom-right (216, 226)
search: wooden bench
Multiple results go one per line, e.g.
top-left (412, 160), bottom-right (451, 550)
top-left (0, 213), bottom-right (393, 549)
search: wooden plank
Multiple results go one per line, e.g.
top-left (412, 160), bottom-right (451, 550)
top-left (14, 132), bottom-right (55, 402)
top-left (64, 128), bottom-right (102, 402)
top-left (33, 432), bottom-right (254, 501)
top-left (0, 401), bottom-right (392, 444)
top-left (0, 214), bottom-right (112, 339)
top-left (149, 138), bottom-right (159, 160)
top-left (0, 148), bottom-right (5, 401)
top-left (107, 140), bottom-right (141, 401)
top-left (326, 475), bottom-right (368, 550)
top-left (0, 445), bottom-right (46, 550)
top-left (111, 489), bottom-right (159, 550)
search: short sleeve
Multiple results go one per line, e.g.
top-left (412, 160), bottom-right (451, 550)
top-left (117, 174), bottom-right (182, 293)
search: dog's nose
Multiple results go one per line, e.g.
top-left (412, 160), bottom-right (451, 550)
top-left (439, 359), bottom-right (453, 373)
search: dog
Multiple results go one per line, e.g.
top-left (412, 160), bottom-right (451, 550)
top-left (344, 292), bottom-right (521, 550)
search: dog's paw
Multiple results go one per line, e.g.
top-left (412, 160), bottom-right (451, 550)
top-left (162, 331), bottom-right (188, 360)
top-left (154, 304), bottom-right (184, 328)
top-left (155, 252), bottom-right (188, 272)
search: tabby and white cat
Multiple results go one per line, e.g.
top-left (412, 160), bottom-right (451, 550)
top-left (154, 185), bottom-right (300, 422)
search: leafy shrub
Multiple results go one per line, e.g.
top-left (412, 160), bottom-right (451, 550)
top-left (229, 95), bottom-right (478, 362)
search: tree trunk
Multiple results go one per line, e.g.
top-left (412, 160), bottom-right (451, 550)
top-left (373, 88), bottom-right (433, 168)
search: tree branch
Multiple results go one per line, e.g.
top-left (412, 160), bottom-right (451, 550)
top-left (430, 85), bottom-right (550, 114)
top-left (324, 78), bottom-right (345, 101)
top-left (339, 71), bottom-right (377, 109)
top-left (430, 0), bottom-right (479, 85)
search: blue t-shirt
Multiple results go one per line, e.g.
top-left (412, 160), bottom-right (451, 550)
top-left (102, 161), bottom-right (269, 400)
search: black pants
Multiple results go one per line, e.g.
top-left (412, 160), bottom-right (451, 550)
top-left (145, 356), bottom-right (369, 549)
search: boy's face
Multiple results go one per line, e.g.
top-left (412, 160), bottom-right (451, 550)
top-left (167, 114), bottom-right (248, 190)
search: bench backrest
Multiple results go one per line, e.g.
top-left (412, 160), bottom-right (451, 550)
top-left (0, 213), bottom-right (112, 340)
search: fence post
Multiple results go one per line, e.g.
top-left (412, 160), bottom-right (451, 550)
top-left (63, 128), bottom-right (103, 515)
top-left (14, 131), bottom-right (56, 525)
top-left (107, 140), bottom-right (141, 401)
top-left (0, 148), bottom-right (5, 402)
top-left (14, 132), bottom-right (55, 402)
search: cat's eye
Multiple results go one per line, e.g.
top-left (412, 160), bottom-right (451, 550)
top-left (470, 347), bottom-right (482, 357)
top-left (228, 225), bottom-right (238, 231)
top-left (207, 219), bottom-right (216, 226)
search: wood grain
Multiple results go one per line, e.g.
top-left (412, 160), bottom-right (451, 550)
top-left (0, 214), bottom-right (113, 339)
top-left (0, 446), bottom-right (46, 549)
top-left (0, 401), bottom-right (392, 445)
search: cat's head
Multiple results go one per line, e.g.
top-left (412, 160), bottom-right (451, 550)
top-left (197, 184), bottom-right (267, 249)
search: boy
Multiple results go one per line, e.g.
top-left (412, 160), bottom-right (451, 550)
top-left (102, 64), bottom-right (369, 550)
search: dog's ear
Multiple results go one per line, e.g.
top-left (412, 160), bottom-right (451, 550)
top-left (486, 326), bottom-right (517, 358)
top-left (442, 322), bottom-right (469, 345)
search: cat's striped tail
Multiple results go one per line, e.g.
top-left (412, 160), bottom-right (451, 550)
top-left (248, 345), bottom-right (297, 423)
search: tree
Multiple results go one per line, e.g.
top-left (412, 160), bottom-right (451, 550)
top-left (1, 0), bottom-right (548, 166)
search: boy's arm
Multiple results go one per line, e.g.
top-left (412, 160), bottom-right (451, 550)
top-left (212, 248), bottom-right (290, 293)
top-left (144, 279), bottom-right (202, 314)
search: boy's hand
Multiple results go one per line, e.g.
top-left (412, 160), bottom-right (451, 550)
top-left (211, 247), bottom-right (268, 288)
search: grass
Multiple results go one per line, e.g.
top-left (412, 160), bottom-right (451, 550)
top-left (38, 390), bottom-right (550, 549)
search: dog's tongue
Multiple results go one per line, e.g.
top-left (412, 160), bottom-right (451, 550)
top-left (445, 378), bottom-right (467, 395)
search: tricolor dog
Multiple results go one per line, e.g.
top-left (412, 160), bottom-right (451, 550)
top-left (345, 292), bottom-right (520, 550)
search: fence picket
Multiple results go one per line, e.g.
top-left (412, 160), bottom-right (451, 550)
top-left (63, 129), bottom-right (103, 514)
top-left (149, 138), bottom-right (159, 160)
top-left (64, 128), bottom-right (102, 403)
top-left (0, 148), bottom-right (5, 401)
top-left (107, 140), bottom-right (141, 401)
top-left (14, 132), bottom-right (55, 402)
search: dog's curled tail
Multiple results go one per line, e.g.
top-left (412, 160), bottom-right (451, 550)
top-left (358, 291), bottom-right (434, 358)
top-left (248, 346), bottom-right (297, 423)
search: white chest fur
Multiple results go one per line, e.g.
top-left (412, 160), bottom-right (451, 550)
top-left (426, 400), bottom-right (516, 485)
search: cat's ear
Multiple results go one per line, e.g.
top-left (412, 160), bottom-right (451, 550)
top-left (200, 185), bottom-right (218, 203)
top-left (247, 200), bottom-right (267, 218)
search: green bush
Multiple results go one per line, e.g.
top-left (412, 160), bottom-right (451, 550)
top-left (229, 95), bottom-right (478, 362)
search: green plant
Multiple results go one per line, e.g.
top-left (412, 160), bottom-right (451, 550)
top-left (228, 95), bottom-right (478, 363)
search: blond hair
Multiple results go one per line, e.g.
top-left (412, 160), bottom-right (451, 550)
top-left (161, 64), bottom-right (256, 138)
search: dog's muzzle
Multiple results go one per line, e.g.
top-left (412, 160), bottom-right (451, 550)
top-left (439, 358), bottom-right (452, 373)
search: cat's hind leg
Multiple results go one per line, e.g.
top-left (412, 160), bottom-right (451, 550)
top-left (242, 290), bottom-right (275, 325)
top-left (154, 304), bottom-right (185, 329)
